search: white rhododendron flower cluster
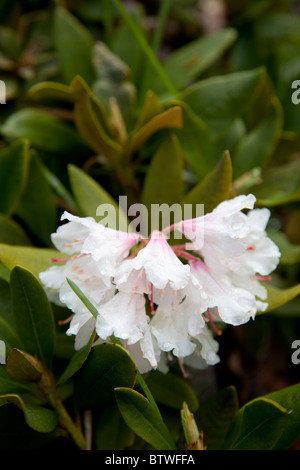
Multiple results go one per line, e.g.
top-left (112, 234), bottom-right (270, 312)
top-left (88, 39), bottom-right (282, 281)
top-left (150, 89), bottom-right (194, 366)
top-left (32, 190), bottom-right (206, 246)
top-left (39, 194), bottom-right (281, 374)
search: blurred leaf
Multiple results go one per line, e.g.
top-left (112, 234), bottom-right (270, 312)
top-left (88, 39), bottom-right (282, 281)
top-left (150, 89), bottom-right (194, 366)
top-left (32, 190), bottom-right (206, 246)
top-left (141, 134), bottom-right (184, 209)
top-left (153, 28), bottom-right (238, 92)
top-left (182, 150), bottom-right (233, 214)
top-left (180, 68), bottom-right (265, 137)
top-left (74, 343), bottom-right (137, 409)
top-left (0, 139), bottom-right (29, 215)
top-left (263, 283), bottom-right (300, 313)
top-left (0, 108), bottom-right (86, 153)
top-left (68, 164), bottom-right (129, 230)
top-left (126, 106), bottom-right (183, 157)
top-left (0, 215), bottom-right (31, 246)
top-left (0, 244), bottom-right (63, 279)
top-left (173, 101), bottom-right (214, 179)
top-left (250, 159), bottom-right (300, 206)
top-left (95, 404), bottom-right (134, 450)
top-left (53, 6), bottom-right (96, 85)
top-left (115, 387), bottom-right (176, 450)
top-left (6, 349), bottom-right (43, 383)
top-left (268, 231), bottom-right (300, 264)
top-left (29, 81), bottom-right (76, 103)
top-left (0, 317), bottom-right (21, 354)
top-left (146, 370), bottom-right (199, 412)
top-left (223, 384), bottom-right (300, 450)
top-left (233, 97), bottom-right (283, 178)
top-left (10, 266), bottom-right (55, 370)
top-left (72, 77), bottom-right (122, 164)
top-left (0, 393), bottom-right (58, 433)
top-left (134, 91), bottom-right (164, 130)
top-left (17, 152), bottom-right (57, 245)
top-left (195, 386), bottom-right (239, 450)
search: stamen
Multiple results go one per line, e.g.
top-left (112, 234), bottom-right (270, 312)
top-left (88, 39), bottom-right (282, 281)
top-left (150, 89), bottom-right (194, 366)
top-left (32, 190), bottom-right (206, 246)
top-left (206, 309), bottom-right (222, 336)
top-left (251, 275), bottom-right (272, 282)
top-left (150, 283), bottom-right (155, 314)
top-left (174, 249), bottom-right (200, 262)
top-left (52, 253), bottom-right (87, 263)
top-left (247, 246), bottom-right (255, 251)
top-left (58, 314), bottom-right (74, 325)
top-left (178, 357), bottom-right (189, 378)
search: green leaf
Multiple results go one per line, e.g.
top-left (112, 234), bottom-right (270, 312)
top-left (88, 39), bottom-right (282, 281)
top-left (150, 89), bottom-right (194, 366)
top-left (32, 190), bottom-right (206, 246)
top-left (263, 283), bottom-right (300, 313)
top-left (141, 134), bottom-right (184, 209)
top-left (95, 404), bottom-right (134, 450)
top-left (6, 349), bottom-right (43, 382)
top-left (146, 371), bottom-right (199, 412)
top-left (0, 244), bottom-right (63, 279)
top-left (233, 97), bottom-right (283, 178)
top-left (74, 343), bottom-right (137, 409)
top-left (17, 152), bottom-right (57, 245)
top-left (0, 108), bottom-right (86, 153)
top-left (268, 231), bottom-right (300, 264)
top-left (249, 159), bottom-right (300, 206)
top-left (126, 106), bottom-right (183, 157)
top-left (182, 150), bottom-right (233, 214)
top-left (10, 266), bottom-right (55, 370)
top-left (0, 367), bottom-right (33, 395)
top-left (222, 392), bottom-right (296, 450)
top-left (0, 214), bottom-right (32, 246)
top-left (0, 317), bottom-right (21, 354)
top-left (72, 76), bottom-right (122, 164)
top-left (0, 139), bottom-right (29, 215)
top-left (0, 393), bottom-right (58, 433)
top-left (115, 387), bottom-right (176, 450)
top-left (28, 81), bottom-right (76, 103)
top-left (53, 6), bottom-right (96, 85)
top-left (68, 164), bottom-right (129, 230)
top-left (173, 101), bottom-right (214, 179)
top-left (195, 386), bottom-right (239, 450)
top-left (180, 68), bottom-right (264, 137)
top-left (57, 330), bottom-right (96, 385)
top-left (155, 28), bottom-right (238, 92)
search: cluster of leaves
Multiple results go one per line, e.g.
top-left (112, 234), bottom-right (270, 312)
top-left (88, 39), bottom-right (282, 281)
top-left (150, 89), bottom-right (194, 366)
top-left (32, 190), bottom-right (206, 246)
top-left (0, 0), bottom-right (299, 450)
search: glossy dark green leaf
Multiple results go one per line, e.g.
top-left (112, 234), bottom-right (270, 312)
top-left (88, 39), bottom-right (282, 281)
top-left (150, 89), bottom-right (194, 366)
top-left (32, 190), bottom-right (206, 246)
top-left (233, 97), bottom-right (283, 178)
top-left (53, 6), bottom-right (96, 85)
top-left (0, 108), bottom-right (86, 153)
top-left (57, 331), bottom-right (96, 385)
top-left (0, 393), bottom-right (58, 433)
top-left (115, 387), bottom-right (176, 450)
top-left (95, 404), bottom-right (134, 450)
top-left (17, 152), bottom-right (57, 245)
top-left (180, 68), bottom-right (264, 137)
top-left (10, 266), bottom-right (55, 370)
top-left (0, 139), bottom-right (29, 215)
top-left (182, 150), bottom-right (233, 214)
top-left (195, 386), bottom-right (239, 450)
top-left (74, 343), bottom-right (137, 409)
top-left (222, 385), bottom-right (300, 450)
top-left (146, 371), bottom-right (199, 412)
top-left (173, 101), bottom-right (214, 179)
top-left (0, 367), bottom-right (33, 395)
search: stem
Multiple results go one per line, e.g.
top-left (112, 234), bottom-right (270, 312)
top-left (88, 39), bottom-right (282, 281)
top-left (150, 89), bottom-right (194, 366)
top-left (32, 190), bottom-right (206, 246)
top-left (48, 391), bottom-right (86, 450)
top-left (113, 0), bottom-right (177, 97)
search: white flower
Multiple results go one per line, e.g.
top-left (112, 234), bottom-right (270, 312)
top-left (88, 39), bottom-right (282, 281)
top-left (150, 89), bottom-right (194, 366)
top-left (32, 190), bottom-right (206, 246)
top-left (115, 231), bottom-right (191, 292)
top-left (172, 194), bottom-right (256, 252)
